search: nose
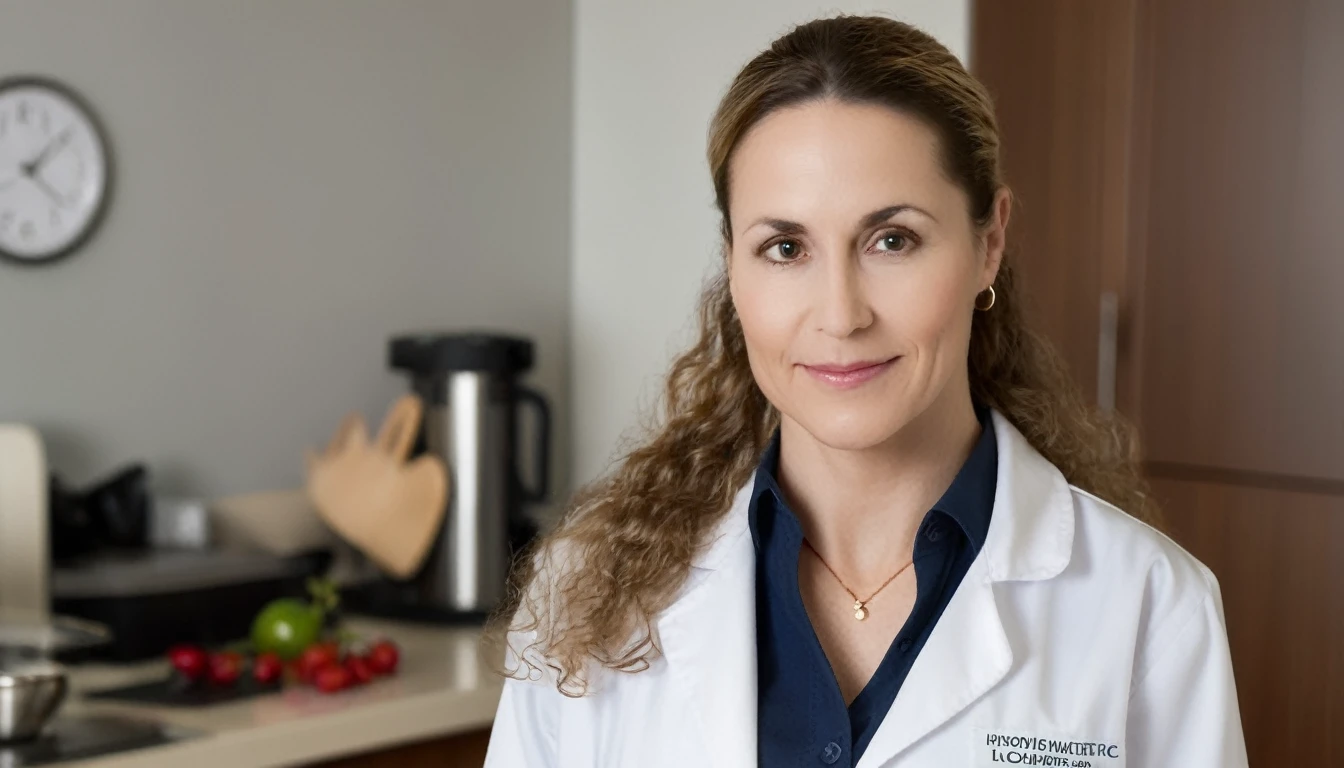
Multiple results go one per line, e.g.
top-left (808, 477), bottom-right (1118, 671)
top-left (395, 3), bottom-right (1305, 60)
top-left (815, 251), bottom-right (873, 337)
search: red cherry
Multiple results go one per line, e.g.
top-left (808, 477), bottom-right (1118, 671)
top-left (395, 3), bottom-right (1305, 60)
top-left (167, 645), bottom-right (209, 681)
top-left (366, 640), bottom-right (400, 676)
top-left (345, 655), bottom-right (375, 685)
top-left (207, 651), bottom-right (243, 686)
top-left (296, 643), bottom-right (340, 683)
top-left (253, 652), bottom-right (284, 685)
top-left (313, 663), bottom-right (352, 693)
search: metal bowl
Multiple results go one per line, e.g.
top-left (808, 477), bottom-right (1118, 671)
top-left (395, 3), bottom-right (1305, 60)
top-left (0, 661), bottom-right (68, 742)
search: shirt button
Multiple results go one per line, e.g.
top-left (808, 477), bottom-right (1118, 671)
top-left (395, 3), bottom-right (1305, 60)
top-left (898, 637), bottom-right (913, 652)
top-left (820, 741), bottom-right (843, 764)
top-left (926, 524), bottom-right (945, 542)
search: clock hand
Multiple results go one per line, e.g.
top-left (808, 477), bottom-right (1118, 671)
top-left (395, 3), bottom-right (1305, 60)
top-left (27, 174), bottom-right (65, 207)
top-left (21, 127), bottom-right (75, 176)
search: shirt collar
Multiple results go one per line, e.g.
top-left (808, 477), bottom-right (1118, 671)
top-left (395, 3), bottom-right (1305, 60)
top-left (747, 405), bottom-right (998, 553)
top-left (699, 410), bottom-right (1075, 583)
top-left (932, 404), bottom-right (997, 551)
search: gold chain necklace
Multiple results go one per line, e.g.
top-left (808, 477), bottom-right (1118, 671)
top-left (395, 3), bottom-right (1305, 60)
top-left (803, 539), bottom-right (914, 621)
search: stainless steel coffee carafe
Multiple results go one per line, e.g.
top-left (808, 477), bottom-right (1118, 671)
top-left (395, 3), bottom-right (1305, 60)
top-left (389, 333), bottom-right (548, 618)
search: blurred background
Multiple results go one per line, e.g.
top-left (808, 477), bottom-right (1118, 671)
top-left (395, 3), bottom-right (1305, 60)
top-left (0, 1), bottom-right (1336, 766)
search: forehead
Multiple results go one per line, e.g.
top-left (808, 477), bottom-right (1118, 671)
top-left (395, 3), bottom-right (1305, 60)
top-left (728, 99), bottom-right (962, 234)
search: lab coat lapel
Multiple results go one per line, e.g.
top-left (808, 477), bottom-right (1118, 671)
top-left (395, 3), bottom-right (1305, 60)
top-left (858, 411), bottom-right (1077, 766)
top-left (656, 481), bottom-right (758, 768)
top-left (858, 554), bottom-right (1012, 765)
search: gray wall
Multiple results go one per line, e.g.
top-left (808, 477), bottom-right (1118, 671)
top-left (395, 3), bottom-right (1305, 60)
top-left (0, 1), bottom-right (572, 503)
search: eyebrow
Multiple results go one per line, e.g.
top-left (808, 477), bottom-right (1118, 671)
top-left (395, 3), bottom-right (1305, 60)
top-left (745, 204), bottom-right (937, 238)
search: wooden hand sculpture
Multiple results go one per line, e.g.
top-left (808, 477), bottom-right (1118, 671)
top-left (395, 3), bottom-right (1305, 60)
top-left (305, 395), bottom-right (448, 579)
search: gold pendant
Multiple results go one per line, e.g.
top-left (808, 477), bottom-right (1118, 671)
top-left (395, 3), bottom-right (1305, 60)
top-left (853, 600), bottom-right (868, 621)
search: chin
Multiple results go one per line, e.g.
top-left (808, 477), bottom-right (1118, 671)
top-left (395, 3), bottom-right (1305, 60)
top-left (789, 405), bottom-right (909, 452)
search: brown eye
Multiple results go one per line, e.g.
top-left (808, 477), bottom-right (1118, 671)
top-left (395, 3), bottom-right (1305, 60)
top-left (763, 239), bottom-right (803, 262)
top-left (875, 232), bottom-right (908, 253)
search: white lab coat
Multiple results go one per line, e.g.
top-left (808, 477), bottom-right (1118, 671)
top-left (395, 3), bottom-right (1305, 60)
top-left (485, 411), bottom-right (1249, 767)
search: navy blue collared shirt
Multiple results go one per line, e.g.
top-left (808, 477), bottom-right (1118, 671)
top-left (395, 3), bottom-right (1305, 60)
top-left (750, 408), bottom-right (998, 767)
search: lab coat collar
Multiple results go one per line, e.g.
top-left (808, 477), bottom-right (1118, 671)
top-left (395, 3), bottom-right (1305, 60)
top-left (979, 409), bottom-right (1077, 582)
top-left (655, 483), bottom-right (757, 768)
top-left (656, 409), bottom-right (1077, 767)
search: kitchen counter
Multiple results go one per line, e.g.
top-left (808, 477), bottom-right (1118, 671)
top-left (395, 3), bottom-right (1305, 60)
top-left (56, 618), bottom-right (503, 768)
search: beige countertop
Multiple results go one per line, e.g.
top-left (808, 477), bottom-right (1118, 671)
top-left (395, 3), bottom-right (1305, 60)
top-left (56, 618), bottom-right (503, 768)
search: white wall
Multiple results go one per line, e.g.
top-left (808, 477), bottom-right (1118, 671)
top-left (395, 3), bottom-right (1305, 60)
top-left (570, 1), bottom-right (970, 486)
top-left (0, 1), bottom-right (573, 500)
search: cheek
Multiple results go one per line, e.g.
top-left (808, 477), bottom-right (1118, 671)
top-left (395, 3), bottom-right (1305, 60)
top-left (882, 263), bottom-right (974, 350)
top-left (730, 262), bottom-right (801, 386)
top-left (733, 279), bottom-right (783, 354)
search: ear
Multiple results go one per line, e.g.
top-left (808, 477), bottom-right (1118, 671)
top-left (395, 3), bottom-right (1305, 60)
top-left (980, 187), bottom-right (1012, 288)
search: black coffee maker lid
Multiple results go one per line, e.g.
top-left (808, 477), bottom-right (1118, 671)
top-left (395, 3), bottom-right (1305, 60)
top-left (389, 332), bottom-right (535, 375)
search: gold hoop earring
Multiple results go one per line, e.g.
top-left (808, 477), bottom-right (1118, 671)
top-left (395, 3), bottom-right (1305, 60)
top-left (975, 286), bottom-right (996, 311)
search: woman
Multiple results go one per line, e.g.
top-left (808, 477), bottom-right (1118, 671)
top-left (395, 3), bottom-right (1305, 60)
top-left (486, 15), bottom-right (1247, 768)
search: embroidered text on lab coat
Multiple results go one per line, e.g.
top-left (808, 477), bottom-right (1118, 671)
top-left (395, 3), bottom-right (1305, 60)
top-left (973, 728), bottom-right (1122, 767)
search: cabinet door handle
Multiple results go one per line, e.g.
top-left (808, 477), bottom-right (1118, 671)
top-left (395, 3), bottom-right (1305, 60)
top-left (1097, 291), bottom-right (1119, 413)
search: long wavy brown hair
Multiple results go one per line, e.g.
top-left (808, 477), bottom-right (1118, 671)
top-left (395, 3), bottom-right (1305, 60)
top-left (491, 14), bottom-right (1156, 697)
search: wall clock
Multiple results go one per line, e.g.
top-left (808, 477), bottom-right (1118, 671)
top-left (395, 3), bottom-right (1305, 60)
top-left (0, 76), bottom-right (111, 265)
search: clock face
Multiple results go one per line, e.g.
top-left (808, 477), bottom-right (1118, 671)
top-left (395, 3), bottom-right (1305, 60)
top-left (0, 77), bottom-right (110, 264)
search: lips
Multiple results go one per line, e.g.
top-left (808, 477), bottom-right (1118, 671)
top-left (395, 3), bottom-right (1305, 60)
top-left (802, 357), bottom-right (898, 390)
top-left (805, 358), bottom-right (894, 374)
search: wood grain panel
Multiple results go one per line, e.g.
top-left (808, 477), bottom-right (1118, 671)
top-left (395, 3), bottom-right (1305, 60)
top-left (1153, 477), bottom-right (1344, 765)
top-left (1135, 0), bottom-right (1344, 481)
top-left (972, 0), bottom-right (1139, 405)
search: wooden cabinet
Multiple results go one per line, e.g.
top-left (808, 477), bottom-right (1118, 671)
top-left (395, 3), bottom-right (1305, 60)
top-left (1134, 0), bottom-right (1344, 482)
top-left (306, 728), bottom-right (490, 768)
top-left (975, 0), bottom-right (1344, 763)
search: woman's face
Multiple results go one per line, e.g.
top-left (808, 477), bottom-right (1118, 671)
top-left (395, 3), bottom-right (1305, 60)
top-left (727, 99), bottom-right (1008, 450)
